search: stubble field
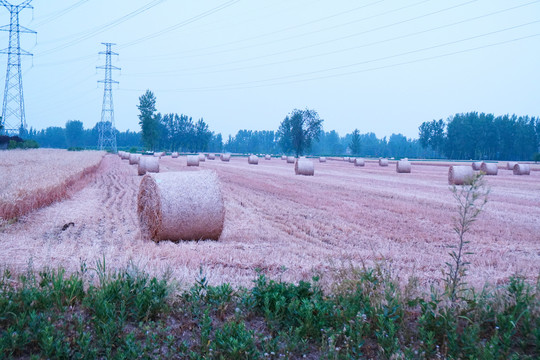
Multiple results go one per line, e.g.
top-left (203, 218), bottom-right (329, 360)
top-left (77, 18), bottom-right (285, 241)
top-left (0, 151), bottom-right (539, 290)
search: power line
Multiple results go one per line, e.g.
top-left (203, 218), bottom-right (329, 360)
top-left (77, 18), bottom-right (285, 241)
top-left (31, 0), bottom-right (90, 28)
top-left (118, 31), bottom-right (540, 93)
top-left (125, 1), bottom-right (540, 78)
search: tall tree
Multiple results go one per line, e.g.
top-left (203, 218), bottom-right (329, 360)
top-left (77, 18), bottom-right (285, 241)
top-left (349, 128), bottom-right (361, 155)
top-left (65, 120), bottom-right (84, 148)
top-left (277, 108), bottom-right (323, 157)
top-left (138, 90), bottom-right (159, 151)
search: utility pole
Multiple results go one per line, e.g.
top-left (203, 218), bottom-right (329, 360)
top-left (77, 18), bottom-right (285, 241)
top-left (97, 42), bottom-right (120, 153)
top-left (0, 0), bottom-right (35, 136)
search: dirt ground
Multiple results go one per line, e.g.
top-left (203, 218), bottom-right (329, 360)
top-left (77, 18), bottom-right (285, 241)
top-left (1, 154), bottom-right (538, 290)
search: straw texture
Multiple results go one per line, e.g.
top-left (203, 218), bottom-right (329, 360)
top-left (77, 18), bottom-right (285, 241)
top-left (198, 154), bottom-right (206, 162)
top-left (319, 157), bottom-right (326, 162)
top-left (207, 154), bottom-right (216, 160)
top-left (137, 171), bottom-right (225, 242)
top-left (286, 156), bottom-right (295, 163)
top-left (396, 160), bottom-right (411, 173)
top-left (295, 158), bottom-right (314, 176)
top-left (343, 157), bottom-right (350, 162)
top-left (513, 164), bottom-right (531, 175)
top-left (248, 155), bottom-right (259, 164)
top-left (138, 156), bottom-right (159, 176)
top-left (171, 152), bottom-right (179, 158)
top-left (187, 155), bottom-right (200, 167)
top-left (220, 153), bottom-right (231, 162)
top-left (448, 165), bottom-right (474, 185)
top-left (354, 158), bottom-right (365, 167)
top-left (129, 153), bottom-right (140, 165)
top-left (472, 161), bottom-right (483, 171)
top-left (507, 162), bottom-right (517, 170)
top-left (281, 155), bottom-right (287, 160)
top-left (379, 158), bottom-right (389, 166)
top-left (480, 162), bottom-right (498, 175)
top-left (120, 152), bottom-right (130, 160)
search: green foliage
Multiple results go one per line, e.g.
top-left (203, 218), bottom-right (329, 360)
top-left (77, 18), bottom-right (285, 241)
top-left (65, 120), bottom-right (84, 148)
top-left (138, 90), bottom-right (160, 151)
top-left (533, 152), bottom-right (540, 163)
top-left (277, 108), bottom-right (323, 157)
top-left (349, 128), bottom-right (361, 155)
top-left (8, 139), bottom-right (39, 149)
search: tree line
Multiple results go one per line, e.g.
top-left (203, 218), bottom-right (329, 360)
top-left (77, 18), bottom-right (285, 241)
top-left (419, 112), bottom-right (540, 160)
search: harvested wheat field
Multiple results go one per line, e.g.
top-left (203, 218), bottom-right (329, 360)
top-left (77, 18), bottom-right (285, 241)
top-left (0, 153), bottom-right (539, 290)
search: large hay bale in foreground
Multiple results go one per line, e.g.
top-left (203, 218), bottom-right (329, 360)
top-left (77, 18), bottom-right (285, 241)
top-left (319, 157), bottom-right (326, 162)
top-left (448, 165), bottom-right (474, 185)
top-left (138, 156), bottom-right (159, 176)
top-left (286, 156), bottom-right (295, 163)
top-left (472, 161), bottom-right (483, 171)
top-left (248, 155), bottom-right (259, 164)
top-left (513, 164), bottom-right (530, 175)
top-left (354, 158), bottom-right (365, 167)
top-left (265, 154), bottom-right (271, 160)
top-left (129, 153), bottom-right (140, 165)
top-left (379, 158), bottom-right (389, 167)
top-left (396, 160), bottom-right (411, 173)
top-left (220, 153), bottom-right (231, 162)
top-left (187, 155), bottom-right (199, 167)
top-left (171, 152), bottom-right (179, 158)
top-left (137, 171), bottom-right (225, 242)
top-left (507, 162), bottom-right (517, 170)
top-left (198, 153), bottom-right (206, 162)
top-left (480, 162), bottom-right (498, 175)
top-left (207, 153), bottom-right (216, 160)
top-left (295, 158), bottom-right (314, 176)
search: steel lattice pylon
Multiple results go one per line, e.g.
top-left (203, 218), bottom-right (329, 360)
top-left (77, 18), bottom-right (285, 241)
top-left (0, 0), bottom-right (35, 136)
top-left (97, 42), bottom-right (120, 153)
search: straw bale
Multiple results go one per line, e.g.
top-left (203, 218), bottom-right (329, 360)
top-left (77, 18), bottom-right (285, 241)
top-left (138, 156), bottom-right (159, 176)
top-left (265, 154), bottom-right (271, 160)
top-left (129, 153), bottom-right (141, 165)
top-left (480, 162), bottom-right (498, 175)
top-left (248, 155), bottom-right (259, 164)
top-left (354, 158), bottom-right (365, 167)
top-left (198, 153), bottom-right (206, 162)
top-left (120, 152), bottom-right (130, 160)
top-left (171, 152), bottom-right (179, 158)
top-left (348, 157), bottom-right (355, 163)
top-left (448, 165), bottom-right (474, 185)
top-left (295, 158), bottom-right (314, 176)
top-left (281, 155), bottom-right (287, 160)
top-left (319, 157), bottom-right (326, 162)
top-left (343, 157), bottom-right (349, 162)
top-left (507, 162), bottom-right (517, 170)
top-left (207, 153), bottom-right (216, 160)
top-left (472, 161), bottom-right (483, 171)
top-left (137, 170), bottom-right (225, 242)
top-left (187, 155), bottom-right (200, 167)
top-left (513, 164), bottom-right (530, 175)
top-left (379, 158), bottom-right (389, 166)
top-left (220, 153), bottom-right (231, 162)
top-left (396, 160), bottom-right (411, 173)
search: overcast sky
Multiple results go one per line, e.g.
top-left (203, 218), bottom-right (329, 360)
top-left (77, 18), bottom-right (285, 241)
top-left (2, 0), bottom-right (539, 139)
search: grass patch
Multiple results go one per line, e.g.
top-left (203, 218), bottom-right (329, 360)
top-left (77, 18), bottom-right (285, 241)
top-left (0, 262), bottom-right (538, 359)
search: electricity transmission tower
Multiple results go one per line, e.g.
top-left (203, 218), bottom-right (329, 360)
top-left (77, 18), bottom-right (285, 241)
top-left (97, 42), bottom-right (120, 153)
top-left (0, 0), bottom-right (35, 136)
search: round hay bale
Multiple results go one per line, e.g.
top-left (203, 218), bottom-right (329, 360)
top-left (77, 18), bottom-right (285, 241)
top-left (343, 157), bottom-right (350, 162)
top-left (448, 165), bottom-right (474, 185)
top-left (265, 154), bottom-right (271, 160)
top-left (248, 155), bottom-right (259, 164)
top-left (379, 158), bottom-right (389, 167)
top-left (480, 162), bottom-right (498, 175)
top-left (198, 153), bottom-right (206, 162)
top-left (171, 152), bottom-right (179, 158)
top-left (295, 158), bottom-right (314, 176)
top-left (207, 153), bottom-right (216, 160)
top-left (137, 170), bottom-right (225, 242)
top-left (319, 157), bottom-right (326, 163)
top-left (120, 152), bottom-right (130, 160)
top-left (281, 155), bottom-right (287, 160)
top-left (348, 157), bottom-right (355, 163)
top-left (187, 155), bottom-right (200, 167)
top-left (138, 156), bottom-right (159, 176)
top-left (220, 153), bottom-right (231, 162)
top-left (513, 163), bottom-right (530, 175)
top-left (396, 160), bottom-right (411, 173)
top-left (354, 158), bottom-right (365, 167)
top-left (129, 153), bottom-right (141, 165)
top-left (472, 161), bottom-right (483, 171)
top-left (507, 161), bottom-right (517, 170)
top-left (118, 151), bottom-right (124, 158)
top-left (286, 156), bottom-right (296, 163)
